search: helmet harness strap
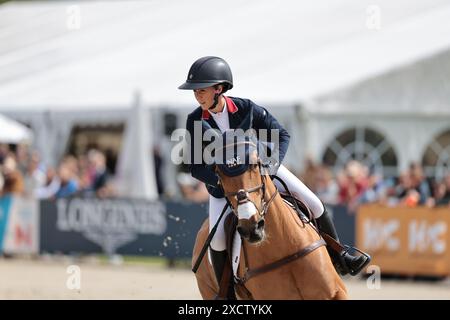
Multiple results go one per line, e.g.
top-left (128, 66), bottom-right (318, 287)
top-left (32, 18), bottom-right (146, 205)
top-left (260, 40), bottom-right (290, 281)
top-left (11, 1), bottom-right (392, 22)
top-left (209, 85), bottom-right (222, 110)
top-left (209, 93), bottom-right (220, 110)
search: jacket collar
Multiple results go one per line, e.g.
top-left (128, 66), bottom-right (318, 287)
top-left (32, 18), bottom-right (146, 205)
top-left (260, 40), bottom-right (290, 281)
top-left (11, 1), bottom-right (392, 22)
top-left (201, 96), bottom-right (238, 120)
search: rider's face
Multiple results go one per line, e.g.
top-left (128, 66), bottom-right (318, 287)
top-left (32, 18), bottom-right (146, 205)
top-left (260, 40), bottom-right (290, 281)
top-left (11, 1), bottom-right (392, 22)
top-left (193, 86), bottom-right (221, 110)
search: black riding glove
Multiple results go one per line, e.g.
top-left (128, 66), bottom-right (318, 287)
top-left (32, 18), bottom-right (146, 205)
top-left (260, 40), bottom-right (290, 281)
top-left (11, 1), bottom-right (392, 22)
top-left (261, 159), bottom-right (280, 176)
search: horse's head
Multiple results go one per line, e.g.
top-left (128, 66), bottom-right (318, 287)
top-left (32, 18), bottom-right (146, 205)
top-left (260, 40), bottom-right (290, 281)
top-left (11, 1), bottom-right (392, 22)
top-left (217, 150), bottom-right (267, 244)
top-left (209, 128), bottom-right (275, 245)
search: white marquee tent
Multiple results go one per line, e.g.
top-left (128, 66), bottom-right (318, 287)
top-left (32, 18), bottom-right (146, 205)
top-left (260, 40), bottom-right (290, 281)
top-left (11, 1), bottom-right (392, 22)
top-left (1, 0), bottom-right (450, 195)
top-left (0, 0), bottom-right (449, 110)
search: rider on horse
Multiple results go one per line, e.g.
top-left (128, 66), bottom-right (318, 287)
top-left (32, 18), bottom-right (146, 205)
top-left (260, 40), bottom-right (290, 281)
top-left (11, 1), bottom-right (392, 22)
top-left (179, 56), bottom-right (369, 294)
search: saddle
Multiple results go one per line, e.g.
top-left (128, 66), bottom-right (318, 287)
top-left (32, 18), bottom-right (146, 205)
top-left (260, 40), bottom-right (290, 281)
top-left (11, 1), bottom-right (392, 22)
top-left (279, 192), bottom-right (371, 276)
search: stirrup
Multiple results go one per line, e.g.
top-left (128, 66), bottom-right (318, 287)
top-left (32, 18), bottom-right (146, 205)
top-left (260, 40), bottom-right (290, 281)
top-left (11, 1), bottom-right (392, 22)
top-left (341, 245), bottom-right (372, 276)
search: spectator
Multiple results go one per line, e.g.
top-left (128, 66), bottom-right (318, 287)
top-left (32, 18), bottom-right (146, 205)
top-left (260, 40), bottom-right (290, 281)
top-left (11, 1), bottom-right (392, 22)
top-left (300, 157), bottom-right (321, 193)
top-left (23, 151), bottom-right (47, 198)
top-left (77, 154), bottom-right (93, 192)
top-left (376, 175), bottom-right (398, 206)
top-left (337, 160), bottom-right (369, 212)
top-left (0, 155), bottom-right (25, 196)
top-left (409, 162), bottom-right (432, 205)
top-left (55, 162), bottom-right (78, 198)
top-left (315, 165), bottom-right (339, 205)
top-left (62, 155), bottom-right (80, 177)
top-left (391, 172), bottom-right (416, 207)
top-left (34, 166), bottom-right (61, 199)
top-left (85, 149), bottom-right (115, 198)
top-left (435, 174), bottom-right (450, 206)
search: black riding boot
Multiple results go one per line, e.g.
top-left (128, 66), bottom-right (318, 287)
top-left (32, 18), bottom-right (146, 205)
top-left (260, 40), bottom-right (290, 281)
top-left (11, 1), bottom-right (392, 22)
top-left (316, 209), bottom-right (370, 276)
top-left (210, 249), bottom-right (236, 299)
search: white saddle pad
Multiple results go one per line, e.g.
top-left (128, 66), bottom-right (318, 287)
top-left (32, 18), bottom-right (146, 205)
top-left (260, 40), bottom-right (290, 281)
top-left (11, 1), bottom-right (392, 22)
top-left (207, 231), bottom-right (242, 280)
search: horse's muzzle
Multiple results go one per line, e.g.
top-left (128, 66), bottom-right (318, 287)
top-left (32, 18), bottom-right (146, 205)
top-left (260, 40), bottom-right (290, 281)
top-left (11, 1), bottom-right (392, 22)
top-left (237, 219), bottom-right (265, 243)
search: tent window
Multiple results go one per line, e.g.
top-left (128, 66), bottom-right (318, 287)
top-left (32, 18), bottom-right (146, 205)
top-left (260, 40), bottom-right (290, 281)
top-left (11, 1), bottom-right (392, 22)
top-left (422, 129), bottom-right (450, 180)
top-left (322, 127), bottom-right (398, 177)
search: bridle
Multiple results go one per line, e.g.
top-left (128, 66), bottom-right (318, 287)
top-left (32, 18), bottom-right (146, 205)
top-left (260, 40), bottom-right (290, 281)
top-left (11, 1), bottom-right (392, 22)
top-left (215, 140), bottom-right (279, 222)
top-left (216, 157), bottom-right (327, 290)
top-left (219, 161), bottom-right (278, 223)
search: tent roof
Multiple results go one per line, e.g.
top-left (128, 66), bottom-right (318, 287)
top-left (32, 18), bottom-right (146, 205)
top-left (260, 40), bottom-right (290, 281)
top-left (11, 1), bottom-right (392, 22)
top-left (0, 0), bottom-right (449, 111)
top-left (313, 47), bottom-right (450, 115)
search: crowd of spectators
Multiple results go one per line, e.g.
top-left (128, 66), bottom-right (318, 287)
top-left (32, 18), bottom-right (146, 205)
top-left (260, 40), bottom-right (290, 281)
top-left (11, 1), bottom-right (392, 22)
top-left (176, 156), bottom-right (450, 211)
top-left (0, 143), bottom-right (115, 199)
top-left (2, 142), bottom-right (449, 211)
top-left (299, 158), bottom-right (450, 212)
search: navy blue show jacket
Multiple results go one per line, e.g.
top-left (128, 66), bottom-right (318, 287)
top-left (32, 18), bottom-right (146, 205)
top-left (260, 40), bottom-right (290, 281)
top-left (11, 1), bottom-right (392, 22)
top-left (185, 96), bottom-right (290, 198)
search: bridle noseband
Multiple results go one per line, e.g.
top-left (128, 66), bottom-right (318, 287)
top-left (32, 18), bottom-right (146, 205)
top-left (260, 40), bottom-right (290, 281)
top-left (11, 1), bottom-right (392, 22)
top-left (221, 163), bottom-right (278, 221)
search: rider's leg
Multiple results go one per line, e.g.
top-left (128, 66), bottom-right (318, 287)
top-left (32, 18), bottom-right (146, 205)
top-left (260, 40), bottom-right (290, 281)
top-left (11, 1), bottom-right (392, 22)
top-left (209, 196), bottom-right (228, 253)
top-left (273, 165), bottom-right (369, 276)
top-left (273, 165), bottom-right (325, 219)
top-left (209, 195), bottom-right (235, 298)
top-left (314, 207), bottom-right (370, 275)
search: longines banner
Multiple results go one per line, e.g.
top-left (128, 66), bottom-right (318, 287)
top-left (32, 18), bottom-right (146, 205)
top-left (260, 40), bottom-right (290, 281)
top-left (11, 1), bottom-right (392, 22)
top-left (356, 204), bottom-right (450, 276)
top-left (39, 198), bottom-right (208, 258)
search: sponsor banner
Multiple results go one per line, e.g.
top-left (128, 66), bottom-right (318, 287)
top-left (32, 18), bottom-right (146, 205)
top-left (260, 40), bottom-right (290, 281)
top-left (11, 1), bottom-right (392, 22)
top-left (0, 196), bottom-right (13, 252)
top-left (39, 198), bottom-right (208, 258)
top-left (356, 204), bottom-right (450, 276)
top-left (328, 205), bottom-right (355, 247)
top-left (0, 196), bottom-right (39, 255)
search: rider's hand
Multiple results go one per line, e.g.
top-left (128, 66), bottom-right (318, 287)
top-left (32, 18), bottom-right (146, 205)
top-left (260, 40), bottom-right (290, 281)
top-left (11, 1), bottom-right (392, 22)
top-left (261, 159), bottom-right (280, 175)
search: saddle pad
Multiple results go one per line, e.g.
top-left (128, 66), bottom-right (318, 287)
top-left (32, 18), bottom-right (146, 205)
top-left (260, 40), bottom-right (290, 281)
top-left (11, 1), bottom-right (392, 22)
top-left (231, 231), bottom-right (242, 279)
top-left (224, 212), bottom-right (243, 280)
top-left (205, 236), bottom-right (241, 280)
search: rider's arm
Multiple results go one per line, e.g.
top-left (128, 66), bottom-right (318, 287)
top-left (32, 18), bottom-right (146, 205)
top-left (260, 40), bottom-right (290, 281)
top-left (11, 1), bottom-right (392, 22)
top-left (251, 101), bottom-right (290, 164)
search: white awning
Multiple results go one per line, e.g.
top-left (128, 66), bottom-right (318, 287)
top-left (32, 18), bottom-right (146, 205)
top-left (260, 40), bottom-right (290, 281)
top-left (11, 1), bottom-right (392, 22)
top-left (0, 113), bottom-right (33, 144)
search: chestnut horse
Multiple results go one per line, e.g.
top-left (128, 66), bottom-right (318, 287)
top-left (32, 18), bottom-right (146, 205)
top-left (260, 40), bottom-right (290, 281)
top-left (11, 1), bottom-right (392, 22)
top-left (192, 145), bottom-right (348, 300)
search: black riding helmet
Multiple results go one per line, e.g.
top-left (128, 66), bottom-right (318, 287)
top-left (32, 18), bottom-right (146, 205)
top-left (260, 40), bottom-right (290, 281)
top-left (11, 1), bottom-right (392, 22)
top-left (178, 56), bottom-right (233, 92)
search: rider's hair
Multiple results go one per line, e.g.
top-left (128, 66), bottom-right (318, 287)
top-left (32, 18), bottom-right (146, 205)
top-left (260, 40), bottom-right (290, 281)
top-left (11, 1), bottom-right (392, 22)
top-left (214, 83), bottom-right (230, 95)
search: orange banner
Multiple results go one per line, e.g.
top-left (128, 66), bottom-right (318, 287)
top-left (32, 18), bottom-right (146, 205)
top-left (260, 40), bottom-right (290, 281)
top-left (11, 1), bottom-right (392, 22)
top-left (356, 204), bottom-right (450, 276)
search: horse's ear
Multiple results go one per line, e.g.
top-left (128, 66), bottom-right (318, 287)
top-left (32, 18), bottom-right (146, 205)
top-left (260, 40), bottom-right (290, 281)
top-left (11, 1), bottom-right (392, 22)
top-left (238, 105), bottom-right (254, 131)
top-left (249, 149), bottom-right (258, 165)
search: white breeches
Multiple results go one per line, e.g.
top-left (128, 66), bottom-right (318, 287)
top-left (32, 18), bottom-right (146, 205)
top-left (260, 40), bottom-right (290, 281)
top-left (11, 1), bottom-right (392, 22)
top-left (273, 165), bottom-right (325, 218)
top-left (208, 165), bottom-right (324, 251)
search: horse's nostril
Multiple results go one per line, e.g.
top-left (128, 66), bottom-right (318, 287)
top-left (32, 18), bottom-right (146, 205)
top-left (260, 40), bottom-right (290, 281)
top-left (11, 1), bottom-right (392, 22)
top-left (257, 219), bottom-right (265, 229)
top-left (237, 226), bottom-right (248, 237)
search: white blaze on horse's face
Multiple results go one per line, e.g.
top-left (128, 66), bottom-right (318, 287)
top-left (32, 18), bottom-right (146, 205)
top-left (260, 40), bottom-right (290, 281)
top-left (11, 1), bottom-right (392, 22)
top-left (237, 201), bottom-right (258, 220)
